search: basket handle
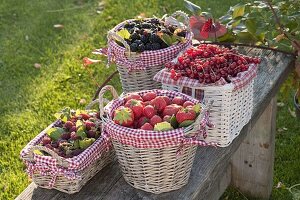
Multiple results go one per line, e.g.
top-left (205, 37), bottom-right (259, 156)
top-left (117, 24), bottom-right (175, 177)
top-left (170, 10), bottom-right (191, 31)
top-left (27, 145), bottom-right (69, 168)
top-left (98, 85), bottom-right (119, 118)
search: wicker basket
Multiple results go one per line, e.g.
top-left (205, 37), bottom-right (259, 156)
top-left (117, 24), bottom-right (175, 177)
top-left (20, 100), bottom-right (116, 194)
top-left (154, 63), bottom-right (258, 147)
top-left (99, 85), bottom-right (214, 194)
top-left (107, 11), bottom-right (193, 93)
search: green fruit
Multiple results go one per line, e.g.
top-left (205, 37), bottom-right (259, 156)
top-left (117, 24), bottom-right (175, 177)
top-left (79, 138), bottom-right (95, 149)
top-left (179, 120), bottom-right (195, 128)
top-left (154, 122), bottom-right (174, 131)
top-left (170, 115), bottom-right (178, 128)
top-left (46, 127), bottom-right (64, 141)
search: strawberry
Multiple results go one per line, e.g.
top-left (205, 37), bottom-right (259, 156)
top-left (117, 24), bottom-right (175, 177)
top-left (143, 105), bottom-right (156, 119)
top-left (137, 116), bottom-right (149, 128)
top-left (142, 92), bottom-right (157, 101)
top-left (151, 96), bottom-right (167, 112)
top-left (161, 96), bottom-right (171, 105)
top-left (64, 121), bottom-right (74, 130)
top-left (125, 93), bottom-right (143, 102)
top-left (124, 99), bottom-right (144, 119)
top-left (80, 113), bottom-right (91, 120)
top-left (183, 101), bottom-right (195, 108)
top-left (150, 115), bottom-right (162, 126)
top-left (172, 96), bottom-right (185, 106)
top-left (141, 123), bottom-right (154, 130)
top-left (113, 106), bottom-right (134, 127)
top-left (176, 108), bottom-right (197, 124)
top-left (163, 115), bottom-right (171, 122)
top-left (85, 121), bottom-right (95, 131)
top-left (162, 104), bottom-right (183, 117)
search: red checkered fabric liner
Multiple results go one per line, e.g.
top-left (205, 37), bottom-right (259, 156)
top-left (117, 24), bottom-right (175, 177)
top-left (107, 20), bottom-right (193, 71)
top-left (20, 121), bottom-right (111, 187)
top-left (153, 64), bottom-right (258, 92)
top-left (102, 89), bottom-right (217, 150)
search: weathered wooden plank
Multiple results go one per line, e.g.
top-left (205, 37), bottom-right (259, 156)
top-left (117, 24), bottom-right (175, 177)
top-left (231, 97), bottom-right (277, 199)
top-left (16, 50), bottom-right (294, 200)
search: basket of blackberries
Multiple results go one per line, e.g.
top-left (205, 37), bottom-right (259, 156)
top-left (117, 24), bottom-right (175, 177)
top-left (20, 99), bottom-right (116, 194)
top-left (107, 11), bottom-right (193, 93)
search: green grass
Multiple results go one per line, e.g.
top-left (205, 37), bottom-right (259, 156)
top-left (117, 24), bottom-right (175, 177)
top-left (0, 0), bottom-right (299, 199)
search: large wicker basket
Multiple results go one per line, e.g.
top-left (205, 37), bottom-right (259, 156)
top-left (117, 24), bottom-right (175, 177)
top-left (107, 11), bottom-right (193, 93)
top-left (99, 85), bottom-right (214, 194)
top-left (154, 62), bottom-right (258, 147)
top-left (20, 100), bottom-right (116, 194)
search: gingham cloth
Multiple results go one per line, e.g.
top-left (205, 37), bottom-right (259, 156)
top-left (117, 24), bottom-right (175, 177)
top-left (102, 89), bottom-right (217, 152)
top-left (20, 121), bottom-right (111, 188)
top-left (107, 19), bottom-right (193, 71)
top-left (153, 64), bottom-right (258, 100)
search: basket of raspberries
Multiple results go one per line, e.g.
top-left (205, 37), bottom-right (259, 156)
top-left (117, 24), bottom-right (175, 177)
top-left (107, 11), bottom-right (193, 93)
top-left (20, 102), bottom-right (115, 194)
top-left (99, 85), bottom-right (214, 194)
top-left (154, 44), bottom-right (261, 147)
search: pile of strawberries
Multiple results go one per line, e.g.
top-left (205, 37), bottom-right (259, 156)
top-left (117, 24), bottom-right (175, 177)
top-left (113, 91), bottom-right (201, 131)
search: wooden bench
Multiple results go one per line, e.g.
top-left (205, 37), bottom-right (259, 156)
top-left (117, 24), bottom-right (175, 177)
top-left (17, 48), bottom-right (294, 200)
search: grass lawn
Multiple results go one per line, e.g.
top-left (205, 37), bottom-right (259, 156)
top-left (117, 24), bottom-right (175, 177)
top-left (0, 0), bottom-right (299, 199)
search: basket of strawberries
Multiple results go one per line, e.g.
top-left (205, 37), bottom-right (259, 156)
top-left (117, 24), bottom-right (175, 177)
top-left (20, 99), bottom-right (116, 194)
top-left (107, 11), bottom-right (193, 93)
top-left (154, 44), bottom-right (261, 147)
top-left (99, 85), bottom-right (214, 194)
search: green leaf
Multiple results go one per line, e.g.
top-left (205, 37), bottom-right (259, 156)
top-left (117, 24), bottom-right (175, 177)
top-left (217, 32), bottom-right (236, 42)
top-left (46, 127), bottom-right (64, 141)
top-left (160, 34), bottom-right (180, 46)
top-left (76, 126), bottom-right (87, 139)
top-left (232, 4), bottom-right (245, 19)
top-left (236, 31), bottom-right (257, 43)
top-left (184, 0), bottom-right (201, 14)
top-left (76, 120), bottom-right (84, 129)
top-left (245, 19), bottom-right (256, 34)
top-left (116, 29), bottom-right (130, 40)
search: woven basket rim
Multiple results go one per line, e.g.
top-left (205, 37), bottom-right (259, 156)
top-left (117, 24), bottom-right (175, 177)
top-left (109, 18), bottom-right (193, 55)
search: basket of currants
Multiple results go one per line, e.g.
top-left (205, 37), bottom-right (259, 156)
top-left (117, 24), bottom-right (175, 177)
top-left (99, 85), bottom-right (215, 194)
top-left (20, 100), bottom-right (116, 194)
top-left (107, 11), bottom-right (193, 93)
top-left (154, 44), bottom-right (261, 147)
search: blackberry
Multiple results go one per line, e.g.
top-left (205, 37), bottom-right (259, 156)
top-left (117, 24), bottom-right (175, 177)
top-left (140, 35), bottom-right (149, 44)
top-left (137, 44), bottom-right (145, 52)
top-left (161, 42), bottom-right (168, 49)
top-left (151, 43), bottom-right (161, 50)
top-left (141, 23), bottom-right (152, 29)
top-left (149, 18), bottom-right (160, 24)
top-left (149, 33), bottom-right (161, 43)
top-left (130, 43), bottom-right (138, 52)
top-left (134, 40), bottom-right (143, 45)
top-left (145, 43), bottom-right (152, 50)
top-left (130, 32), bottom-right (140, 41)
top-left (176, 30), bottom-right (186, 37)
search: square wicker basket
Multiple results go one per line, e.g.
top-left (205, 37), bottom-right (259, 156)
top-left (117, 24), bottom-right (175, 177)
top-left (154, 64), bottom-right (257, 147)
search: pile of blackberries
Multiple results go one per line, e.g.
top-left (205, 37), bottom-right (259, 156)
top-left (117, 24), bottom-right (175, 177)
top-left (117, 18), bottom-right (186, 52)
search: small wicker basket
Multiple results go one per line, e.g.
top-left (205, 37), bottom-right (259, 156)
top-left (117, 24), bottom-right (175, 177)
top-left (20, 100), bottom-right (116, 194)
top-left (99, 85), bottom-right (214, 194)
top-left (154, 62), bottom-right (258, 147)
top-left (107, 11), bottom-right (193, 93)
